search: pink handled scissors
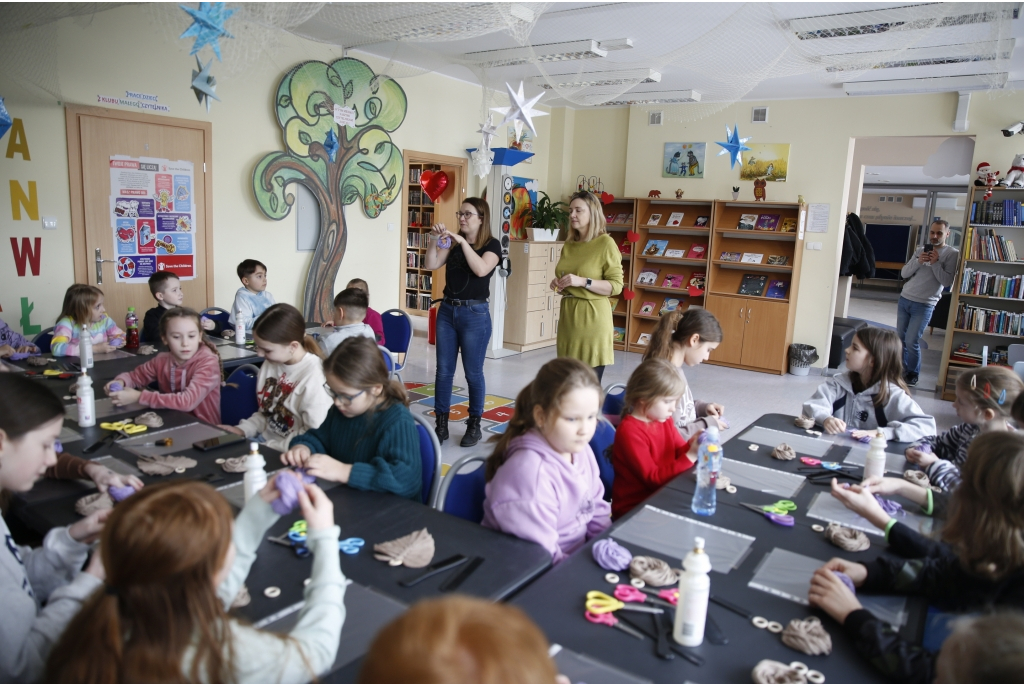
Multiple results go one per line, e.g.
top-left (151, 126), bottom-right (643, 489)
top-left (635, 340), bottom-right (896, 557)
top-left (640, 585), bottom-right (679, 606)
top-left (614, 584), bottom-right (674, 608)
top-left (584, 610), bottom-right (645, 639)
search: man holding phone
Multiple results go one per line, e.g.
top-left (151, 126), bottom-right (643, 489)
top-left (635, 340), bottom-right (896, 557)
top-left (898, 219), bottom-right (958, 386)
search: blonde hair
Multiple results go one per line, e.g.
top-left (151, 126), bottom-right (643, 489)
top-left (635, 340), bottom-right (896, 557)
top-left (624, 358), bottom-right (687, 416)
top-left (58, 284), bottom-right (103, 326)
top-left (566, 191), bottom-right (606, 243)
top-left (938, 612), bottom-right (1024, 682)
top-left (955, 366), bottom-right (1024, 419)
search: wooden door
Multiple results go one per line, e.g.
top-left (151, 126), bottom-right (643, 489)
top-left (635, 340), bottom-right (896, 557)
top-left (705, 294), bottom-right (745, 364)
top-left (67, 107), bottom-right (213, 324)
top-left (740, 299), bottom-right (790, 371)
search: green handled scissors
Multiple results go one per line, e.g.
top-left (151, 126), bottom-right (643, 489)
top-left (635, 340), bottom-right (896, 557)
top-left (760, 500), bottom-right (797, 515)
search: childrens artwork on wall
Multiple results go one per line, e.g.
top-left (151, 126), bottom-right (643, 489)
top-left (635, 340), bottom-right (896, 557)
top-left (663, 142), bottom-right (705, 178)
top-left (739, 143), bottom-right (790, 182)
top-left (643, 239), bottom-right (669, 256)
top-left (508, 176), bottom-right (538, 240)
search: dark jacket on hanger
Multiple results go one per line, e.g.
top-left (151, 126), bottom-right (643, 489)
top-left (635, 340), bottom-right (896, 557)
top-left (840, 213), bottom-right (876, 279)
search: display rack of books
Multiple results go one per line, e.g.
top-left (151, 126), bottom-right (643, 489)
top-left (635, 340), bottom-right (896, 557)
top-left (625, 198), bottom-right (715, 353)
top-left (938, 185), bottom-right (1024, 399)
top-left (603, 199), bottom-right (638, 350)
top-left (703, 200), bottom-right (805, 374)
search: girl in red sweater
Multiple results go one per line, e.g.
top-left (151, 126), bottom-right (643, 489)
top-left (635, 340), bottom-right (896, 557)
top-left (611, 358), bottom-right (696, 519)
top-left (106, 308), bottom-right (223, 425)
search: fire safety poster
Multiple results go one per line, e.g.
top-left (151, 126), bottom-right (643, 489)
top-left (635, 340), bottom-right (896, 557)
top-left (110, 156), bottom-right (196, 282)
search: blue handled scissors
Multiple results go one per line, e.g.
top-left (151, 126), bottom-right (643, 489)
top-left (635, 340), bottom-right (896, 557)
top-left (339, 538), bottom-right (365, 555)
top-left (740, 502), bottom-right (795, 526)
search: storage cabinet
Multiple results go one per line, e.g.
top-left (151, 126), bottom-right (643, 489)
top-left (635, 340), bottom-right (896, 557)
top-left (705, 295), bottom-right (790, 372)
top-left (504, 241), bottom-right (563, 351)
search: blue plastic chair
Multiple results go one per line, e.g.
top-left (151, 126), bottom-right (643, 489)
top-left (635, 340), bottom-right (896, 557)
top-left (378, 344), bottom-right (396, 379)
top-left (380, 309), bottom-right (412, 381)
top-left (589, 417), bottom-right (616, 500)
top-left (220, 363), bottom-right (260, 426)
top-left (411, 413), bottom-right (442, 505)
top-left (433, 454), bottom-right (488, 523)
top-left (201, 307), bottom-right (231, 340)
top-left (602, 383), bottom-right (626, 425)
top-left (32, 326), bottom-right (55, 354)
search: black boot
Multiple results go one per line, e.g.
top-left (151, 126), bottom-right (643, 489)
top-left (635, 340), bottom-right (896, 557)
top-left (435, 411), bottom-right (449, 443)
top-left (461, 415), bottom-right (482, 447)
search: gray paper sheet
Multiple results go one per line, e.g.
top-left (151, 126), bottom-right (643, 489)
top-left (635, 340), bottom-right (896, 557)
top-left (721, 458), bottom-right (807, 498)
top-left (550, 645), bottom-right (651, 684)
top-left (88, 454), bottom-right (143, 477)
top-left (806, 491), bottom-right (935, 538)
top-left (844, 446), bottom-right (910, 474)
top-left (737, 426), bottom-right (835, 457)
top-left (59, 426), bottom-right (82, 443)
top-left (93, 350), bottom-right (137, 361)
top-left (65, 397), bottom-right (146, 422)
top-left (217, 345), bottom-right (260, 361)
top-left (118, 422), bottom-right (227, 457)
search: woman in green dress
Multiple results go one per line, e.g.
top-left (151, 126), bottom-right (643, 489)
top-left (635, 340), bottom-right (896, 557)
top-left (550, 191), bottom-right (624, 382)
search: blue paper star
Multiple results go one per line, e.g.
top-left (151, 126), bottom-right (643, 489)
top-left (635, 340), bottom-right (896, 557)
top-left (180, 2), bottom-right (235, 61)
top-left (190, 56), bottom-right (221, 112)
top-left (716, 125), bottom-right (752, 169)
top-left (323, 130), bottom-right (339, 163)
top-left (0, 98), bottom-right (11, 141)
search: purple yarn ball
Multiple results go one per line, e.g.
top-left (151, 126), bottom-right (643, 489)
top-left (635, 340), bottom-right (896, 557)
top-left (592, 538), bottom-right (632, 571)
top-left (109, 382), bottom-right (124, 392)
top-left (833, 570), bottom-right (856, 594)
top-left (108, 485), bottom-right (137, 502)
top-left (874, 495), bottom-right (904, 517)
top-left (271, 468), bottom-right (317, 515)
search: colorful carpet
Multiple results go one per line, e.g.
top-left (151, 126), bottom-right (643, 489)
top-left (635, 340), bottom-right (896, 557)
top-left (404, 382), bottom-right (515, 435)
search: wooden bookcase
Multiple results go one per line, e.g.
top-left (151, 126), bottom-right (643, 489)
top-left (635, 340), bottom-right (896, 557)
top-left (603, 198), bottom-right (637, 351)
top-left (625, 198), bottom-right (715, 354)
top-left (400, 152), bottom-right (466, 317)
top-left (937, 185), bottom-right (1024, 399)
top-left (704, 200), bottom-right (806, 374)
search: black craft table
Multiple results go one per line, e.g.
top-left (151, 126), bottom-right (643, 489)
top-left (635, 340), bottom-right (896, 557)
top-left (511, 413), bottom-right (926, 684)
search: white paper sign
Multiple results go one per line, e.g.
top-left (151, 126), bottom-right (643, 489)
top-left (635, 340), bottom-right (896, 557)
top-left (807, 203), bottom-right (830, 233)
top-left (333, 104), bottom-right (355, 126)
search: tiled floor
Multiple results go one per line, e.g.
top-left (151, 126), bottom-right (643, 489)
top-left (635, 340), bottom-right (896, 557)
top-left (399, 302), bottom-right (958, 467)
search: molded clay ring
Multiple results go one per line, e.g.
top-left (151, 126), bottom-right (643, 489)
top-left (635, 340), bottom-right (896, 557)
top-left (263, 586), bottom-right (281, 598)
top-left (752, 616), bottom-right (769, 629)
top-left (726, 485), bottom-right (737, 494)
top-left (767, 621), bottom-right (784, 634)
top-left (605, 573), bottom-right (620, 584)
top-left (789, 662), bottom-right (809, 674)
top-left (631, 578), bottom-right (646, 589)
top-left (807, 669), bottom-right (825, 683)
top-left (811, 524), bottom-right (825, 533)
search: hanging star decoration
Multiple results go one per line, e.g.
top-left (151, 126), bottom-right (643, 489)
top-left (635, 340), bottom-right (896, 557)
top-left (323, 129), bottom-right (339, 163)
top-left (477, 113), bottom-right (497, 153)
top-left (0, 97), bottom-right (11, 141)
top-left (469, 113), bottom-right (497, 179)
top-left (190, 56), bottom-right (221, 112)
top-left (179, 2), bottom-right (236, 61)
top-left (715, 124), bottom-right (752, 169)
top-left (491, 81), bottom-right (547, 141)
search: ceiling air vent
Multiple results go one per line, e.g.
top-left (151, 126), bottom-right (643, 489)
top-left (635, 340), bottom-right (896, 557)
top-left (752, 106), bottom-right (768, 123)
top-left (648, 111), bottom-right (663, 126)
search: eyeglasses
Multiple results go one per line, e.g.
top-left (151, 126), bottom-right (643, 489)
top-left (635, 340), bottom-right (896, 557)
top-left (455, 211), bottom-right (481, 219)
top-left (323, 383), bottom-right (366, 404)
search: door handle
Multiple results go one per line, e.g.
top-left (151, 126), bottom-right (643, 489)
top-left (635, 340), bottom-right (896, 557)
top-left (738, 307), bottom-right (745, 317)
top-left (95, 248), bottom-right (117, 285)
top-left (540, 321), bottom-right (545, 337)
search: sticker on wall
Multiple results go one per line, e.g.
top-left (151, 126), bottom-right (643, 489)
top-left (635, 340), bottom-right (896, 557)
top-left (0, 97), bottom-right (12, 141)
top-left (663, 142), bottom-right (705, 179)
top-left (739, 143), bottom-right (790, 182)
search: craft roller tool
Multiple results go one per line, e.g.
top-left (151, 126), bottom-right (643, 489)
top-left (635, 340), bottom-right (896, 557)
top-left (710, 595), bottom-right (752, 619)
top-left (439, 556), bottom-right (483, 592)
top-left (616, 614), bottom-right (705, 666)
top-left (399, 555), bottom-right (468, 587)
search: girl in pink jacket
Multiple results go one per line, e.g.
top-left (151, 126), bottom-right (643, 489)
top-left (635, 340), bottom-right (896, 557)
top-left (106, 308), bottom-right (222, 425)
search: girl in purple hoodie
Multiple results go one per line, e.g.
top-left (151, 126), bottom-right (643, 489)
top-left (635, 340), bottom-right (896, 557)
top-left (482, 358), bottom-right (611, 563)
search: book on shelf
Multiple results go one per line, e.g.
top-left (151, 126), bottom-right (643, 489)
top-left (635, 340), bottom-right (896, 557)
top-left (613, 327), bottom-right (626, 343)
top-left (665, 248), bottom-right (686, 258)
top-left (687, 272), bottom-right (706, 297)
top-left (636, 333), bottom-right (652, 346)
top-left (619, 237), bottom-right (632, 255)
top-left (409, 168), bottom-right (421, 183)
top-left (406, 291), bottom-right (418, 308)
top-left (639, 301), bottom-right (656, 315)
top-left (418, 274), bottom-right (432, 290)
top-left (956, 301), bottom-right (1024, 336)
top-left (779, 217), bottom-right (798, 233)
top-left (970, 227), bottom-right (1019, 262)
top-left (660, 298), bottom-right (681, 315)
top-left (694, 216), bottom-right (710, 227)
top-left (407, 232), bottom-right (423, 248)
top-left (407, 251), bottom-right (419, 268)
top-left (765, 279), bottom-right (790, 299)
top-left (970, 199), bottom-right (1024, 226)
top-left (419, 293), bottom-right (432, 310)
top-left (737, 214), bottom-right (758, 230)
top-left (740, 252), bottom-right (764, 264)
top-left (720, 251), bottom-right (741, 262)
top-left (755, 214), bottom-right (780, 231)
top-left (766, 255), bottom-right (789, 266)
top-left (643, 239), bottom-right (669, 256)
top-left (662, 273), bottom-right (683, 289)
top-left (636, 268), bottom-right (660, 285)
top-left (647, 214), bottom-right (663, 226)
top-left (666, 212), bottom-right (685, 227)
top-left (605, 212), bottom-right (617, 223)
top-left (614, 212), bottom-right (631, 224)
top-left (686, 244), bottom-right (707, 260)
top-left (406, 273), bottom-right (418, 288)
top-left (738, 274), bottom-right (769, 296)
top-left (960, 267), bottom-right (1024, 299)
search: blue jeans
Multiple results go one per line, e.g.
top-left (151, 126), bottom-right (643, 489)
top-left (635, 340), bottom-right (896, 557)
top-left (896, 296), bottom-right (934, 376)
top-left (434, 302), bottom-right (491, 415)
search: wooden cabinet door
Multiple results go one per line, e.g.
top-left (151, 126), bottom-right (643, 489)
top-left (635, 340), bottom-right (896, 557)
top-left (740, 299), bottom-right (790, 371)
top-left (705, 295), bottom-right (745, 365)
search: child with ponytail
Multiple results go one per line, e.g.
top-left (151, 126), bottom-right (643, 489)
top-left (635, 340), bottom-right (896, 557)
top-left (51, 284), bottom-right (125, 357)
top-left (282, 336), bottom-right (421, 500)
top-left (106, 307), bottom-right (223, 425)
top-left (642, 307), bottom-right (727, 440)
top-left (220, 303), bottom-right (332, 451)
top-left (482, 358), bottom-right (610, 563)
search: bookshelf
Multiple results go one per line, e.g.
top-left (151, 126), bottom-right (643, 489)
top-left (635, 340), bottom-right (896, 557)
top-left (602, 198), bottom-right (637, 351)
top-left (625, 198), bottom-right (715, 353)
top-left (937, 185), bottom-right (1024, 399)
top-left (399, 152), bottom-right (466, 317)
top-left (704, 201), bottom-right (806, 374)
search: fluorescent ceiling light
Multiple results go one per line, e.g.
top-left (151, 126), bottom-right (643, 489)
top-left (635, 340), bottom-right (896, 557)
top-left (530, 68), bottom-right (660, 89)
top-left (598, 38), bottom-right (633, 51)
top-left (464, 40), bottom-right (607, 67)
top-left (601, 90), bottom-right (701, 106)
top-left (822, 39), bottom-right (1013, 72)
top-left (843, 73), bottom-right (1007, 95)
top-left (785, 3), bottom-right (1021, 40)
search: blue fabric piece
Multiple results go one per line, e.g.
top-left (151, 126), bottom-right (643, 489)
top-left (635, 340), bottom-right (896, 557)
top-left (434, 301), bottom-right (491, 415)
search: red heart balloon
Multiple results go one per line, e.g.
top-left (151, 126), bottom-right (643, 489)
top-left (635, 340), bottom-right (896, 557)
top-left (622, 288), bottom-right (635, 301)
top-left (600, 192), bottom-right (615, 204)
top-left (420, 170), bottom-right (449, 203)
top-left (626, 230), bottom-right (639, 243)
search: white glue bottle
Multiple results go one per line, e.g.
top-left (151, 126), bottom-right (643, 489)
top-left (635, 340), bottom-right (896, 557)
top-left (863, 430), bottom-right (887, 482)
top-left (674, 536), bottom-right (712, 647)
top-left (235, 316), bottom-right (247, 345)
top-left (80, 330), bottom-right (94, 370)
top-left (76, 372), bottom-right (96, 428)
top-left (243, 441), bottom-right (267, 500)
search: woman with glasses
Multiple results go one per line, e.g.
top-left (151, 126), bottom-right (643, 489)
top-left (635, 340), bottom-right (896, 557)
top-left (424, 198), bottom-right (502, 447)
top-left (550, 191), bottom-right (624, 382)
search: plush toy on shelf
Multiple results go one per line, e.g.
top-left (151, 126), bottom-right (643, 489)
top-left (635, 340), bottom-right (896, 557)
top-left (975, 162), bottom-right (1001, 200)
top-left (1003, 153), bottom-right (1024, 188)
top-left (753, 178), bottom-right (767, 202)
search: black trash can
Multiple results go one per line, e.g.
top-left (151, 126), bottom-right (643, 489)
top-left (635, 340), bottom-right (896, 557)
top-left (788, 344), bottom-right (819, 376)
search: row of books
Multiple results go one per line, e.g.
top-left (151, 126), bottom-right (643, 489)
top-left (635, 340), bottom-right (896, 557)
top-left (407, 251), bottom-right (425, 268)
top-left (645, 212), bottom-right (709, 228)
top-left (636, 268), bottom-right (705, 294)
top-left (720, 252), bottom-right (788, 265)
top-left (970, 199), bottom-right (1024, 226)
top-left (408, 167), bottom-right (427, 183)
top-left (407, 209), bottom-right (432, 227)
top-left (955, 302), bottom-right (1024, 336)
top-left (405, 273), bottom-right (432, 290)
top-left (407, 188), bottom-right (424, 205)
top-left (407, 232), bottom-right (428, 248)
top-left (405, 291), bottom-right (433, 310)
top-left (639, 298), bottom-right (684, 317)
top-left (738, 274), bottom-right (789, 299)
top-left (950, 342), bottom-right (1009, 366)
top-left (736, 213), bottom-right (797, 232)
top-left (606, 211), bottom-right (635, 225)
top-left (969, 227), bottom-right (1019, 262)
top-left (640, 240), bottom-right (706, 259)
top-left (959, 267), bottom-right (1024, 299)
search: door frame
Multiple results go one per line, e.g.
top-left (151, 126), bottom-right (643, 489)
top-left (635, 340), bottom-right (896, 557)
top-left (64, 105), bottom-right (215, 302)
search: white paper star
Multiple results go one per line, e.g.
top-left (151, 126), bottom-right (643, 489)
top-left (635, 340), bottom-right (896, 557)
top-left (190, 56), bottom-right (221, 112)
top-left (491, 81), bottom-right (547, 139)
top-left (471, 148), bottom-right (494, 179)
top-left (476, 113), bottom-right (497, 152)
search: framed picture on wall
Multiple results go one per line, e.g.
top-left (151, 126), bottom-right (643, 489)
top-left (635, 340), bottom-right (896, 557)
top-left (739, 143), bottom-right (790, 182)
top-left (663, 142), bottom-right (706, 179)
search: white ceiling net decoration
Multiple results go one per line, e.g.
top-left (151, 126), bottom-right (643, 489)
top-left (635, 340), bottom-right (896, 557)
top-left (0, 2), bottom-right (1016, 122)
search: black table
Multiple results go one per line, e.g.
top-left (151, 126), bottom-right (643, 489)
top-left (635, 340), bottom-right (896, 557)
top-left (511, 413), bottom-right (925, 684)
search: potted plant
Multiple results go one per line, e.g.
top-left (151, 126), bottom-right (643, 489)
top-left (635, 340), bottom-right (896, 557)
top-left (529, 191), bottom-right (569, 241)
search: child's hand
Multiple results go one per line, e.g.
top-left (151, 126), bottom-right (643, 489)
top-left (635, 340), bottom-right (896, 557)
top-left (808, 566), bottom-right (863, 624)
top-left (84, 546), bottom-right (106, 581)
top-left (218, 424), bottom-right (245, 436)
top-left (303, 454), bottom-right (353, 483)
top-left (68, 508), bottom-right (112, 544)
top-left (281, 444), bottom-right (312, 468)
top-left (705, 403), bottom-right (725, 417)
top-left (258, 472), bottom-right (283, 505)
top-left (0, 345), bottom-right (15, 358)
top-left (823, 417), bottom-right (846, 434)
top-left (829, 478), bottom-right (892, 529)
top-left (110, 388), bottom-right (142, 407)
top-left (93, 342), bottom-right (115, 354)
top-left (859, 476), bottom-right (904, 498)
top-left (16, 344), bottom-right (38, 353)
top-left (83, 463), bottom-right (144, 493)
top-left (821, 557), bottom-right (868, 586)
top-left (202, 317), bottom-right (216, 331)
top-left (905, 448), bottom-right (937, 468)
top-left (322, 320), bottom-right (334, 328)
top-left (849, 429), bottom-right (875, 441)
top-left (297, 482), bottom-right (335, 532)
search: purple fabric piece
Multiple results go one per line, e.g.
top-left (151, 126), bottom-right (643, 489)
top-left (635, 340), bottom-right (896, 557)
top-left (9, 351), bottom-right (40, 360)
top-left (847, 430), bottom-right (871, 444)
top-left (874, 495), bottom-right (904, 517)
top-left (915, 442), bottom-right (933, 454)
top-left (592, 538), bottom-right (633, 571)
top-left (271, 468), bottom-right (316, 515)
top-left (109, 381), bottom-right (124, 392)
top-left (109, 485), bottom-right (137, 502)
top-left (833, 570), bottom-right (856, 594)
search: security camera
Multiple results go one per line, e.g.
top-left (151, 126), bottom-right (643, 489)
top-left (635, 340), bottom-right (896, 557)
top-left (1002, 121), bottom-right (1024, 137)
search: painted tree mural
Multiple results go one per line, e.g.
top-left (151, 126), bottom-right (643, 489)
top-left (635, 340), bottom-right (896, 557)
top-left (253, 58), bottom-right (407, 321)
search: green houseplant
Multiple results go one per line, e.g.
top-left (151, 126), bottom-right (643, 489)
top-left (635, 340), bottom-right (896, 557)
top-left (531, 191), bottom-right (569, 235)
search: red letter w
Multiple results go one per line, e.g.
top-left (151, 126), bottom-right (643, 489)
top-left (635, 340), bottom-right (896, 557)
top-left (10, 237), bottom-right (41, 276)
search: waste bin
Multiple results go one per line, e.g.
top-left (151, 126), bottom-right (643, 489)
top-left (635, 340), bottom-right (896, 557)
top-left (788, 344), bottom-right (819, 376)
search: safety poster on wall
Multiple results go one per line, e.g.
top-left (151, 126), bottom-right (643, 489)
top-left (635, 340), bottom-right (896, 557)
top-left (109, 155), bottom-right (196, 282)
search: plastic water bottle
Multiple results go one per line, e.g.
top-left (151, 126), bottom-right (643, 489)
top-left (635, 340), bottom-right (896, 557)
top-left (863, 430), bottom-right (887, 482)
top-left (674, 536), bottom-right (712, 647)
top-left (80, 331), bottom-right (94, 370)
top-left (243, 441), bottom-right (267, 500)
top-left (76, 372), bottom-right (96, 428)
top-left (235, 316), bottom-right (246, 345)
top-left (691, 426), bottom-right (722, 516)
top-left (125, 307), bottom-right (139, 348)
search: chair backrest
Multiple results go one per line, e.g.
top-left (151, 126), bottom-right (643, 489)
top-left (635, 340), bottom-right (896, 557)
top-left (1009, 344), bottom-right (1024, 367)
top-left (220, 363), bottom-right (260, 426)
top-left (589, 417), bottom-right (616, 499)
top-left (380, 309), bottom-right (413, 367)
top-left (1014, 361), bottom-right (1024, 382)
top-left (378, 344), bottom-right (395, 378)
top-left (201, 307), bottom-right (231, 325)
top-left (602, 382), bottom-right (627, 425)
top-left (33, 326), bottom-right (55, 354)
top-left (434, 453), bottom-right (488, 523)
top-left (411, 412), bottom-right (442, 505)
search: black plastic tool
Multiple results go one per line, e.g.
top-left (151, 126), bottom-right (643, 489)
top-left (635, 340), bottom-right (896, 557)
top-left (399, 554), bottom-right (468, 587)
top-left (710, 594), bottom-right (752, 619)
top-left (617, 614), bottom-right (705, 666)
top-left (440, 556), bottom-right (483, 592)
top-left (704, 612), bottom-right (728, 645)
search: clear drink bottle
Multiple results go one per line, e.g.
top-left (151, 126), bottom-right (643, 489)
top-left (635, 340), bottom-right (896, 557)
top-left (691, 426), bottom-right (722, 516)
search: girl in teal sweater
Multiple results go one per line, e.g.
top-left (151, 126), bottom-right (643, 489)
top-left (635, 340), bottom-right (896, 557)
top-left (282, 336), bottom-right (422, 500)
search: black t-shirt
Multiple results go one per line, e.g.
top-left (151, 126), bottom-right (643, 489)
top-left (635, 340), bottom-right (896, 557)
top-left (443, 237), bottom-right (501, 300)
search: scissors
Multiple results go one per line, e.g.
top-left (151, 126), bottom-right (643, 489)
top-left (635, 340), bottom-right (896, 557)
top-left (100, 421), bottom-right (148, 436)
top-left (339, 538), bottom-right (365, 555)
top-left (268, 533), bottom-right (311, 558)
top-left (585, 610), bottom-right (645, 639)
top-left (614, 584), bottom-right (674, 608)
top-left (640, 586), bottom-right (679, 606)
top-left (586, 590), bottom-right (663, 615)
top-left (740, 502), bottom-right (795, 526)
top-left (760, 500), bottom-right (797, 514)
top-left (287, 520), bottom-right (308, 543)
